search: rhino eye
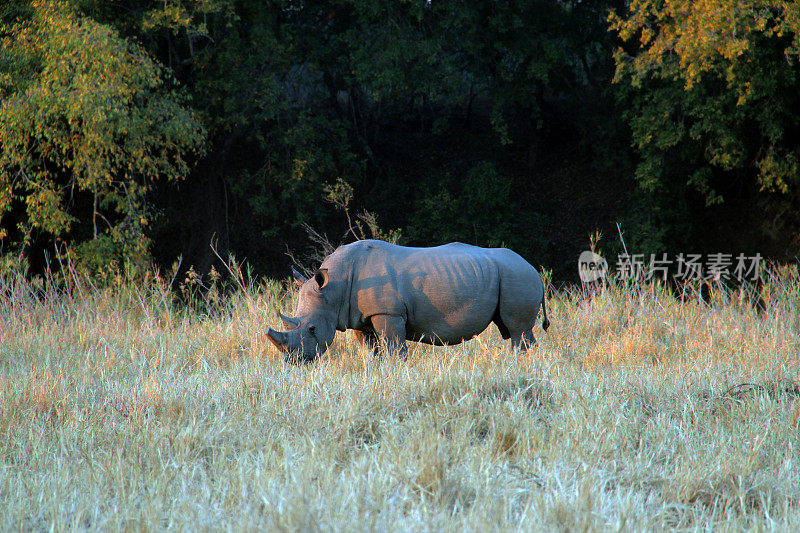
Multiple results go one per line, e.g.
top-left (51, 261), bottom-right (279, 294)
top-left (308, 325), bottom-right (316, 334)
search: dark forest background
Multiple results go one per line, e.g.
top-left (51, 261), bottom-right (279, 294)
top-left (2, 0), bottom-right (799, 282)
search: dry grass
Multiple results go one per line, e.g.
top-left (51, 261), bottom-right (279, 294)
top-left (1, 267), bottom-right (799, 531)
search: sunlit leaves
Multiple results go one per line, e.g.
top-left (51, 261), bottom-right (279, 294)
top-left (610, 0), bottom-right (799, 92)
top-left (610, 0), bottom-right (800, 210)
top-left (0, 0), bottom-right (205, 263)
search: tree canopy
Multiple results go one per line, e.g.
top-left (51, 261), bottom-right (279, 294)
top-left (610, 0), bottom-right (800, 250)
top-left (1, 0), bottom-right (798, 280)
top-left (0, 0), bottom-right (204, 270)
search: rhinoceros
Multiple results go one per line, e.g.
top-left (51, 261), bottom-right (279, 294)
top-left (266, 240), bottom-right (549, 362)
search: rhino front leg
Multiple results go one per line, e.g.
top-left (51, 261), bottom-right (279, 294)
top-left (352, 329), bottom-right (380, 357)
top-left (370, 314), bottom-right (408, 360)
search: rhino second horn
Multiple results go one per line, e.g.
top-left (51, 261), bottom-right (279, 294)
top-left (279, 311), bottom-right (300, 330)
top-left (265, 328), bottom-right (288, 351)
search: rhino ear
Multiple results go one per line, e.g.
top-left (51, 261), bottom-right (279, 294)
top-left (292, 267), bottom-right (308, 284)
top-left (314, 268), bottom-right (329, 289)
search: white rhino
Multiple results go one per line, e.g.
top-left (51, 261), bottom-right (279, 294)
top-left (266, 240), bottom-right (549, 362)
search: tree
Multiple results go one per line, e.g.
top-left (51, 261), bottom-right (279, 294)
top-left (0, 0), bottom-right (644, 280)
top-left (0, 0), bottom-right (205, 270)
top-left (610, 1), bottom-right (800, 250)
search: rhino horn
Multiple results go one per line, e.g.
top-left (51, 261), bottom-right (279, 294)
top-left (278, 311), bottom-right (300, 330)
top-left (292, 267), bottom-right (308, 284)
top-left (265, 328), bottom-right (288, 351)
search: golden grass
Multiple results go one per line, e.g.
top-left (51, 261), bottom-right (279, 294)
top-left (0, 269), bottom-right (799, 530)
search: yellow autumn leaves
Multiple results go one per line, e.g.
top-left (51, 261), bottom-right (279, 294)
top-left (611, 0), bottom-right (800, 92)
top-left (0, 0), bottom-right (204, 263)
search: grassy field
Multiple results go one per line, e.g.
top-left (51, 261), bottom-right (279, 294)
top-left (1, 266), bottom-right (799, 531)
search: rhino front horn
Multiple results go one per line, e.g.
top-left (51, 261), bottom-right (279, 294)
top-left (265, 328), bottom-right (288, 351)
top-left (278, 311), bottom-right (300, 330)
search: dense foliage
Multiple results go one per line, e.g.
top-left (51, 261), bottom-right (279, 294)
top-left (1, 0), bottom-right (798, 280)
top-left (0, 1), bottom-right (205, 272)
top-left (610, 0), bottom-right (800, 252)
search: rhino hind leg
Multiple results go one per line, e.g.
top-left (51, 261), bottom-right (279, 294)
top-left (511, 328), bottom-right (537, 351)
top-left (496, 297), bottom-right (540, 349)
top-left (495, 272), bottom-right (543, 350)
top-left (492, 308), bottom-right (511, 340)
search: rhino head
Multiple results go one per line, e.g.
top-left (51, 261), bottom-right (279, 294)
top-left (266, 268), bottom-right (337, 363)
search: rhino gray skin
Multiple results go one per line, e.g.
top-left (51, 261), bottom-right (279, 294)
top-left (266, 240), bottom-right (550, 363)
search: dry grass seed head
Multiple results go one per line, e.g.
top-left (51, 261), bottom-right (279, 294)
top-left (0, 367), bottom-right (71, 427)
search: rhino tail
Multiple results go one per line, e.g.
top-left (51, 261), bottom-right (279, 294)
top-left (541, 291), bottom-right (550, 332)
